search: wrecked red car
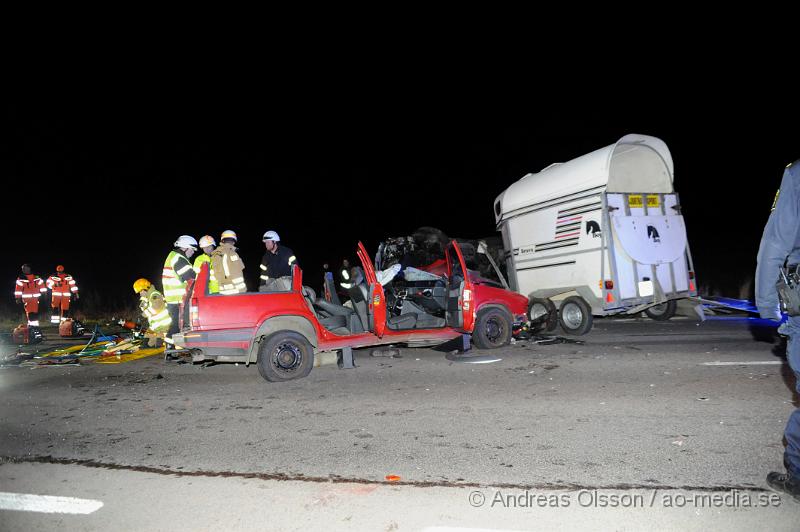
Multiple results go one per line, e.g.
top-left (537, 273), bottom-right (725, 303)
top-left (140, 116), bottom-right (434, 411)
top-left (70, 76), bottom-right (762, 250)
top-left (174, 241), bottom-right (528, 382)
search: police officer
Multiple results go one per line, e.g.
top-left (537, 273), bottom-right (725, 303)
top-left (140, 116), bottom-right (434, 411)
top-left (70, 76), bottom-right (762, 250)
top-left (259, 230), bottom-right (297, 290)
top-left (756, 160), bottom-right (800, 501)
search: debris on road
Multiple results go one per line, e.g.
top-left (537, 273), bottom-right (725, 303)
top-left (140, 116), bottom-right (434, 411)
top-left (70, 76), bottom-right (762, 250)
top-left (371, 348), bottom-right (401, 358)
top-left (445, 353), bottom-right (501, 364)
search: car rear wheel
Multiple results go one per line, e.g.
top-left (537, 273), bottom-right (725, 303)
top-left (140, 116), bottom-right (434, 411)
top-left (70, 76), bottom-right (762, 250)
top-left (472, 307), bottom-right (513, 349)
top-left (645, 300), bottom-right (677, 321)
top-left (528, 298), bottom-right (558, 333)
top-left (257, 331), bottom-right (314, 382)
top-left (558, 296), bottom-right (593, 336)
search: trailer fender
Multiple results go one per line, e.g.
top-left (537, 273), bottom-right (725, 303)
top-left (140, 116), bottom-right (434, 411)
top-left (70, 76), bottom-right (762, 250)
top-left (247, 315), bottom-right (319, 365)
top-left (530, 288), bottom-right (604, 315)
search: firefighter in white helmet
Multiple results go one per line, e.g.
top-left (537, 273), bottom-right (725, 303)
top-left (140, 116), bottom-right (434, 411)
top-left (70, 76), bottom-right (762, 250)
top-left (211, 230), bottom-right (247, 295)
top-left (259, 230), bottom-right (297, 291)
top-left (193, 235), bottom-right (219, 294)
top-left (162, 235), bottom-right (197, 341)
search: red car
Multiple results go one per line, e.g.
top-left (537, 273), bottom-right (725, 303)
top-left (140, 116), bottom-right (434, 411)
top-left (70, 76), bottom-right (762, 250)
top-left (174, 241), bottom-right (528, 382)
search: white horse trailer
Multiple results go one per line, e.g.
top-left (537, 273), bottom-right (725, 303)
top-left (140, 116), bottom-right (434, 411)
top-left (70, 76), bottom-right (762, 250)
top-left (494, 133), bottom-right (697, 335)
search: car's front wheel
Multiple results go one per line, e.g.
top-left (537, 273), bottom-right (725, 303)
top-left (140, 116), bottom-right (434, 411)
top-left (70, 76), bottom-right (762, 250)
top-left (257, 331), bottom-right (314, 382)
top-left (472, 307), bottom-right (513, 349)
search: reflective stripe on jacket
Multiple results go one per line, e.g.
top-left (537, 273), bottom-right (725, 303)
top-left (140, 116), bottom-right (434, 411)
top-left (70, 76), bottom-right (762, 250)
top-left (162, 250), bottom-right (196, 304)
top-left (139, 287), bottom-right (172, 332)
top-left (47, 273), bottom-right (78, 298)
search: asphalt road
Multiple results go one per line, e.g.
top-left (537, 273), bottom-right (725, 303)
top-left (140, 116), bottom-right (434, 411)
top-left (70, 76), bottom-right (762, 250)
top-left (1, 316), bottom-right (798, 530)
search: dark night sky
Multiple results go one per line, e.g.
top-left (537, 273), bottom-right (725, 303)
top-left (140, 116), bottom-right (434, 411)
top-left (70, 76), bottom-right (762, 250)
top-left (3, 93), bottom-right (797, 315)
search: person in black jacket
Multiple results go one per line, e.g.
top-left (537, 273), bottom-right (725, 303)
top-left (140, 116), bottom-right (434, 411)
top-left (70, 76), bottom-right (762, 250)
top-left (259, 230), bottom-right (297, 291)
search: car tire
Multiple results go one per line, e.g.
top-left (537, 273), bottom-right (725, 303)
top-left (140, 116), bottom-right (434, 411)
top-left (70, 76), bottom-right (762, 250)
top-left (645, 300), bottom-right (677, 321)
top-left (528, 298), bottom-right (558, 333)
top-left (472, 307), bottom-right (513, 349)
top-left (257, 331), bottom-right (314, 382)
top-left (558, 296), bottom-right (593, 336)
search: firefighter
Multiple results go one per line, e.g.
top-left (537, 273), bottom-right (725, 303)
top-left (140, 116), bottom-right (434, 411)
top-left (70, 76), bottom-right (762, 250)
top-left (193, 235), bottom-right (219, 294)
top-left (259, 230), bottom-right (297, 290)
top-left (14, 264), bottom-right (47, 327)
top-left (46, 265), bottom-right (79, 324)
top-left (133, 278), bottom-right (171, 347)
top-left (756, 160), bottom-right (800, 501)
top-left (162, 235), bottom-right (197, 341)
top-left (212, 230), bottom-right (247, 295)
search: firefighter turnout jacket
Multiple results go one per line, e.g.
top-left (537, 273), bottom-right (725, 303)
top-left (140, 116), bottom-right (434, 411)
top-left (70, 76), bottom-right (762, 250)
top-left (260, 245), bottom-right (297, 287)
top-left (193, 253), bottom-right (219, 294)
top-left (162, 249), bottom-right (196, 304)
top-left (139, 286), bottom-right (172, 333)
top-left (211, 242), bottom-right (246, 295)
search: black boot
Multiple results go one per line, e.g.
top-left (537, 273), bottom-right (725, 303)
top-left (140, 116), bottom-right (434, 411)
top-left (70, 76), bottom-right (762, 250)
top-left (766, 471), bottom-right (800, 502)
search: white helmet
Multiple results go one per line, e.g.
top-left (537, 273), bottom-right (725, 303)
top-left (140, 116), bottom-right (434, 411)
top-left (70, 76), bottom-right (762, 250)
top-left (199, 235), bottom-right (216, 248)
top-left (262, 230), bottom-right (280, 242)
top-left (174, 235), bottom-right (198, 250)
top-left (221, 229), bottom-right (238, 241)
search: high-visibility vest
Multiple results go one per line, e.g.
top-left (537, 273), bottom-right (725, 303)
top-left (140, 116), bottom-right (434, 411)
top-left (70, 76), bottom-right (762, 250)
top-left (47, 273), bottom-right (79, 298)
top-left (193, 253), bottom-right (219, 294)
top-left (139, 288), bottom-right (172, 332)
top-left (162, 250), bottom-right (193, 304)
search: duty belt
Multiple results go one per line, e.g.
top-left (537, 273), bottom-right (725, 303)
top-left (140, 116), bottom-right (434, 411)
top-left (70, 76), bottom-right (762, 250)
top-left (778, 264), bottom-right (800, 316)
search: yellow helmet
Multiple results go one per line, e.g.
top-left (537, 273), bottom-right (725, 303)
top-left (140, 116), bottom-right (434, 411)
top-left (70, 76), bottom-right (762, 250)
top-left (220, 229), bottom-right (238, 241)
top-left (133, 278), bottom-right (152, 294)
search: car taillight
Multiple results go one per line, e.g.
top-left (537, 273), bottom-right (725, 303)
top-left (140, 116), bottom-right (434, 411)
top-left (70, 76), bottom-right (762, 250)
top-left (191, 298), bottom-right (199, 327)
top-left (462, 289), bottom-right (472, 311)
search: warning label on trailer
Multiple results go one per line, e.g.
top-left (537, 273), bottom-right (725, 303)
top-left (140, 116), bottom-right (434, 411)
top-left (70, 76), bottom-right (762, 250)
top-left (628, 195), bottom-right (660, 208)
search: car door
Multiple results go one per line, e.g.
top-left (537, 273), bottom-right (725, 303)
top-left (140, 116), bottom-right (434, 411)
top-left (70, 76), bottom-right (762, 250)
top-left (445, 240), bottom-right (476, 332)
top-left (357, 242), bottom-right (387, 337)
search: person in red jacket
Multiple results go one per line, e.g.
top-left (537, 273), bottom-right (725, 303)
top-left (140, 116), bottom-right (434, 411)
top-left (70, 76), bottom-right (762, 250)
top-left (14, 264), bottom-right (47, 326)
top-left (47, 265), bottom-right (80, 324)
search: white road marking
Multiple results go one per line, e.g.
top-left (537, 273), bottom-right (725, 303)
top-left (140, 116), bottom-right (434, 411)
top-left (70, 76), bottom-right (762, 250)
top-left (422, 528), bottom-right (525, 532)
top-left (0, 492), bottom-right (103, 514)
top-left (700, 361), bottom-right (782, 366)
